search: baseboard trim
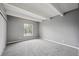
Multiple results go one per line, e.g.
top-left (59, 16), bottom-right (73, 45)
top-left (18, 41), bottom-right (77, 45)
top-left (44, 39), bottom-right (79, 50)
top-left (7, 40), bottom-right (25, 44)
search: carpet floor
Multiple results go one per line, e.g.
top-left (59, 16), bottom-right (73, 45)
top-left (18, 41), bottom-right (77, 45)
top-left (2, 39), bottom-right (78, 56)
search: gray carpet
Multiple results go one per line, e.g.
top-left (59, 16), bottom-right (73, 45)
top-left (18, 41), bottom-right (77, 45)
top-left (2, 39), bottom-right (78, 56)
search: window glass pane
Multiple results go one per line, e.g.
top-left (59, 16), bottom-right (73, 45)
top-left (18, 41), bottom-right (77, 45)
top-left (24, 24), bottom-right (33, 36)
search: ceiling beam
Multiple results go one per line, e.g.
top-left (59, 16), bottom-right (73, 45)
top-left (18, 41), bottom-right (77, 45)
top-left (3, 3), bottom-right (46, 22)
top-left (6, 9), bottom-right (42, 22)
top-left (49, 3), bottom-right (63, 16)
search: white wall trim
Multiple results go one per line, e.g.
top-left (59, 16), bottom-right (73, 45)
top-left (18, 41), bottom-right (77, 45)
top-left (0, 10), bottom-right (7, 22)
top-left (44, 39), bottom-right (79, 50)
top-left (7, 40), bottom-right (23, 44)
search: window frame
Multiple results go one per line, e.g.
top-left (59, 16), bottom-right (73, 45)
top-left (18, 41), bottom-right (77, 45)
top-left (24, 23), bottom-right (33, 36)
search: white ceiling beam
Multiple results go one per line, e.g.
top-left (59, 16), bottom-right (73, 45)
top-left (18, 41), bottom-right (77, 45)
top-left (3, 3), bottom-right (46, 22)
top-left (48, 3), bottom-right (63, 16)
top-left (6, 9), bottom-right (42, 22)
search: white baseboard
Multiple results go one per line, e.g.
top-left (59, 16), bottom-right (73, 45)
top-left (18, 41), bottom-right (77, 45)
top-left (44, 39), bottom-right (79, 50)
top-left (7, 40), bottom-right (25, 44)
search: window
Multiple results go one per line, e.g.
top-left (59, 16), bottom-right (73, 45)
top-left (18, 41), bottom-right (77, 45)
top-left (24, 24), bottom-right (33, 36)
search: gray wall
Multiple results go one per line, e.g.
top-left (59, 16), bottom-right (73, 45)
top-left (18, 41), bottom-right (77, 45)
top-left (7, 15), bottom-right (39, 43)
top-left (0, 4), bottom-right (7, 55)
top-left (0, 14), bottom-right (6, 55)
top-left (39, 9), bottom-right (79, 48)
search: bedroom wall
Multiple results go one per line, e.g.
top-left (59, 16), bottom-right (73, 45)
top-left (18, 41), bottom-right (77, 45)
top-left (0, 4), bottom-right (7, 20)
top-left (0, 4), bottom-right (7, 55)
top-left (39, 8), bottom-right (79, 48)
top-left (7, 15), bottom-right (39, 43)
top-left (0, 14), bottom-right (7, 55)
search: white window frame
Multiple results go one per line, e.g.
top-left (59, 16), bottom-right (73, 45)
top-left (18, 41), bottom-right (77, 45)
top-left (24, 24), bottom-right (33, 36)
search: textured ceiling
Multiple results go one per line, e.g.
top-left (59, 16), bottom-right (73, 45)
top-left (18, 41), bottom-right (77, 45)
top-left (4, 3), bottom-right (78, 22)
top-left (8, 3), bottom-right (61, 18)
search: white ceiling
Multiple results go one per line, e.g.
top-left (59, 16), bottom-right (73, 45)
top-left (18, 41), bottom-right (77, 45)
top-left (8, 3), bottom-right (62, 18)
top-left (3, 3), bottom-right (78, 22)
top-left (51, 3), bottom-right (78, 13)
